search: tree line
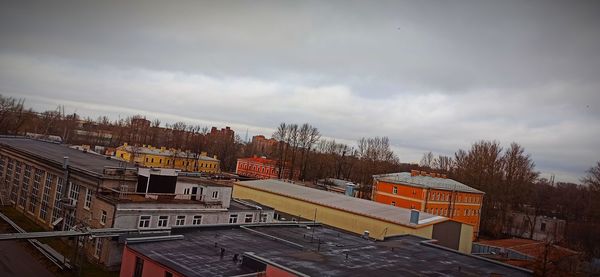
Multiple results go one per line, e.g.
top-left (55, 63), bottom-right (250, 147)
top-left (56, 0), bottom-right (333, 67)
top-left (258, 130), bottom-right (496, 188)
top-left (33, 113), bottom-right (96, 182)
top-left (2, 94), bottom-right (599, 259)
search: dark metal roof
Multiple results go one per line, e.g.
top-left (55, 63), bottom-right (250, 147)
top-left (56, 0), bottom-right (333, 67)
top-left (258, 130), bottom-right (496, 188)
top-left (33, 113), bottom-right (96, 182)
top-left (127, 224), bottom-right (531, 277)
top-left (0, 137), bottom-right (127, 176)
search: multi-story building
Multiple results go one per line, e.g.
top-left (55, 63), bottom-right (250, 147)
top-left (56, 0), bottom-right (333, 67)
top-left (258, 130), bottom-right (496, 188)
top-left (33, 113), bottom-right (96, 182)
top-left (372, 170), bottom-right (485, 238)
top-left (251, 135), bottom-right (279, 156)
top-left (235, 156), bottom-right (298, 179)
top-left (115, 143), bottom-right (220, 173)
top-left (0, 137), bottom-right (273, 270)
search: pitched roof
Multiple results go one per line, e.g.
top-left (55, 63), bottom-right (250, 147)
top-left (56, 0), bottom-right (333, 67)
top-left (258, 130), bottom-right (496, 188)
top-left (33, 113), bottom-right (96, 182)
top-left (236, 179), bottom-right (447, 227)
top-left (118, 145), bottom-right (218, 161)
top-left (374, 172), bottom-right (484, 194)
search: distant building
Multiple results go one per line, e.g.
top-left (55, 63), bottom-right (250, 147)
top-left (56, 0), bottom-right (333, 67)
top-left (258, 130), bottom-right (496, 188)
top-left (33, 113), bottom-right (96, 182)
top-left (209, 126), bottom-right (234, 141)
top-left (251, 135), bottom-right (278, 156)
top-left (502, 212), bottom-right (566, 242)
top-left (235, 156), bottom-right (296, 179)
top-left (233, 179), bottom-right (478, 253)
top-left (372, 170), bottom-right (484, 238)
top-left (119, 223), bottom-right (531, 277)
top-left (115, 143), bottom-right (220, 174)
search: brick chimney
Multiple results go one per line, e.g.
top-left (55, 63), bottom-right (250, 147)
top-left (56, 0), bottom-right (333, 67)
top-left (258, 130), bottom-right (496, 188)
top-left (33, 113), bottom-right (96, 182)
top-left (410, 170), bottom-right (419, 176)
top-left (420, 171), bottom-right (427, 176)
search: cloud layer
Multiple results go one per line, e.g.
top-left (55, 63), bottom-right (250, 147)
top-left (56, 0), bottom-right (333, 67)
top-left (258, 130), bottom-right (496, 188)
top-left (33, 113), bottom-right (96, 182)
top-left (1, 1), bottom-right (599, 183)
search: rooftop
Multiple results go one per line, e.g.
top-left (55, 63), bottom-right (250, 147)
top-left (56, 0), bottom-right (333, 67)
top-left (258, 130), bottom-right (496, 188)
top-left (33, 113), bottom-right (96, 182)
top-left (0, 136), bottom-right (128, 176)
top-left (237, 156), bottom-right (278, 165)
top-left (127, 224), bottom-right (531, 277)
top-left (236, 179), bottom-right (447, 227)
top-left (374, 172), bottom-right (484, 194)
top-left (477, 239), bottom-right (579, 260)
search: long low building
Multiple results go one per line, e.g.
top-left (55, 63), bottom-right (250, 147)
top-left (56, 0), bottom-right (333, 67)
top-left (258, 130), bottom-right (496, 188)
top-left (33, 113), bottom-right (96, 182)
top-left (233, 179), bottom-right (475, 253)
top-left (120, 223), bottom-right (531, 277)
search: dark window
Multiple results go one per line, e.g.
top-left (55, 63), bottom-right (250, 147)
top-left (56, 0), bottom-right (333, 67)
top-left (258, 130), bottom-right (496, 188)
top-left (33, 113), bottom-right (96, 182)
top-left (540, 222), bottom-right (546, 232)
top-left (165, 272), bottom-right (173, 277)
top-left (134, 256), bottom-right (144, 277)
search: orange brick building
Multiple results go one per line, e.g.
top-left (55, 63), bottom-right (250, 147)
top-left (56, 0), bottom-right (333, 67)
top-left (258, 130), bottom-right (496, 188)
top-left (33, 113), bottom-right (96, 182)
top-left (372, 170), bottom-right (484, 238)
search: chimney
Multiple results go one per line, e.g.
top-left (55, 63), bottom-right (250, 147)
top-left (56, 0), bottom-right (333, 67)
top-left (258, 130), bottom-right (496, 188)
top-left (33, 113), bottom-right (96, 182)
top-left (160, 146), bottom-right (166, 152)
top-left (420, 171), bottom-right (427, 176)
top-left (213, 155), bottom-right (217, 159)
top-left (410, 170), bottom-right (419, 177)
top-left (410, 210), bottom-right (420, 225)
top-left (124, 142), bottom-right (128, 147)
top-left (441, 174), bottom-right (447, 179)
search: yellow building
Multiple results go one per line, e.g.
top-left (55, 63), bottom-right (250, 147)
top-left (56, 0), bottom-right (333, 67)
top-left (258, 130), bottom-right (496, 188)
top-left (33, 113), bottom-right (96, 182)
top-left (233, 179), bottom-right (474, 253)
top-left (115, 143), bottom-right (220, 173)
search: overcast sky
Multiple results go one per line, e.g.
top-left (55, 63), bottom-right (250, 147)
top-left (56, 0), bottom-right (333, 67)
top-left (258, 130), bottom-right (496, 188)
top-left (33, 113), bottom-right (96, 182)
top-left (1, 1), bottom-right (599, 183)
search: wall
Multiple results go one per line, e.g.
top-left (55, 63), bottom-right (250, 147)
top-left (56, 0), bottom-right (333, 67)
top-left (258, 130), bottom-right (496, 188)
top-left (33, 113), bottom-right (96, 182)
top-left (232, 184), bottom-right (434, 240)
top-left (120, 245), bottom-right (183, 277)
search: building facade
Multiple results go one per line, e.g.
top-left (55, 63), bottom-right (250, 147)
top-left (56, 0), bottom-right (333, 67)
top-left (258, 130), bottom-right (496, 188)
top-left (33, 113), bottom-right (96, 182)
top-left (115, 143), bottom-right (220, 174)
top-left (372, 170), bottom-right (485, 238)
top-left (235, 156), bottom-right (298, 179)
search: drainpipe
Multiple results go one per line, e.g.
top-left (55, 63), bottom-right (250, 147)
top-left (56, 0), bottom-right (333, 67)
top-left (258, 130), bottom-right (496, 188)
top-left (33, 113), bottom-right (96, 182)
top-left (60, 156), bottom-right (70, 231)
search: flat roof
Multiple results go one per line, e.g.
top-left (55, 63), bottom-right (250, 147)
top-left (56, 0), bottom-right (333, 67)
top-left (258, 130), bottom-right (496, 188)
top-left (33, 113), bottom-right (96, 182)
top-left (374, 172), bottom-right (484, 194)
top-left (127, 224), bottom-right (531, 277)
top-left (235, 179), bottom-right (447, 228)
top-left (0, 137), bottom-right (127, 176)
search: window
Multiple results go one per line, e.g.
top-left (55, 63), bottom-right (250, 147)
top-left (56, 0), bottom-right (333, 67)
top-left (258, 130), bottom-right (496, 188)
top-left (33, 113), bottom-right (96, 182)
top-left (52, 177), bottom-right (64, 222)
top-left (159, 159), bottom-right (162, 164)
top-left (69, 182), bottom-right (81, 205)
top-left (391, 201), bottom-right (396, 206)
top-left (101, 210), bottom-right (107, 225)
top-left (134, 256), bottom-right (144, 277)
top-left (84, 188), bottom-right (93, 209)
top-left (28, 169), bottom-right (44, 214)
top-left (229, 214), bottom-right (238, 224)
top-left (175, 215), bottom-right (186, 226)
top-left (211, 191), bottom-right (219, 199)
top-left (412, 189), bottom-right (416, 195)
top-left (192, 215), bottom-right (202, 225)
top-left (410, 204), bottom-right (415, 209)
top-left (392, 186), bottom-right (398, 194)
top-left (40, 174), bottom-right (53, 221)
top-left (138, 215), bottom-right (151, 228)
top-left (244, 214), bottom-right (253, 223)
top-left (540, 222), bottom-right (546, 232)
top-left (158, 216), bottom-right (169, 227)
top-left (259, 213), bottom-right (268, 223)
top-left (165, 272), bottom-right (173, 277)
top-left (94, 238), bottom-right (103, 258)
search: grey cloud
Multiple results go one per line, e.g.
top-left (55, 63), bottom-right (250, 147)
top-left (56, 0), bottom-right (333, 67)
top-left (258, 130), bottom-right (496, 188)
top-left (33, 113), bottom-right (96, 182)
top-left (1, 1), bottom-right (599, 183)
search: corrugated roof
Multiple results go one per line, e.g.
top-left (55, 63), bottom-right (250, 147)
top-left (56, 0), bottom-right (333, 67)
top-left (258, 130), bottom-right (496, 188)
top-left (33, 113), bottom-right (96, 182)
top-left (236, 179), bottom-right (447, 227)
top-left (374, 172), bottom-right (484, 194)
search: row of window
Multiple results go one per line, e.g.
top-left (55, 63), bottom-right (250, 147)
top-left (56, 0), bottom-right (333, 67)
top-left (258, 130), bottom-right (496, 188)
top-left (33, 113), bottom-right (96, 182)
top-left (238, 162), bottom-right (277, 175)
top-left (429, 192), bottom-right (481, 204)
top-left (142, 156), bottom-right (217, 168)
top-left (425, 207), bottom-right (480, 217)
top-left (138, 213), bottom-right (268, 228)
